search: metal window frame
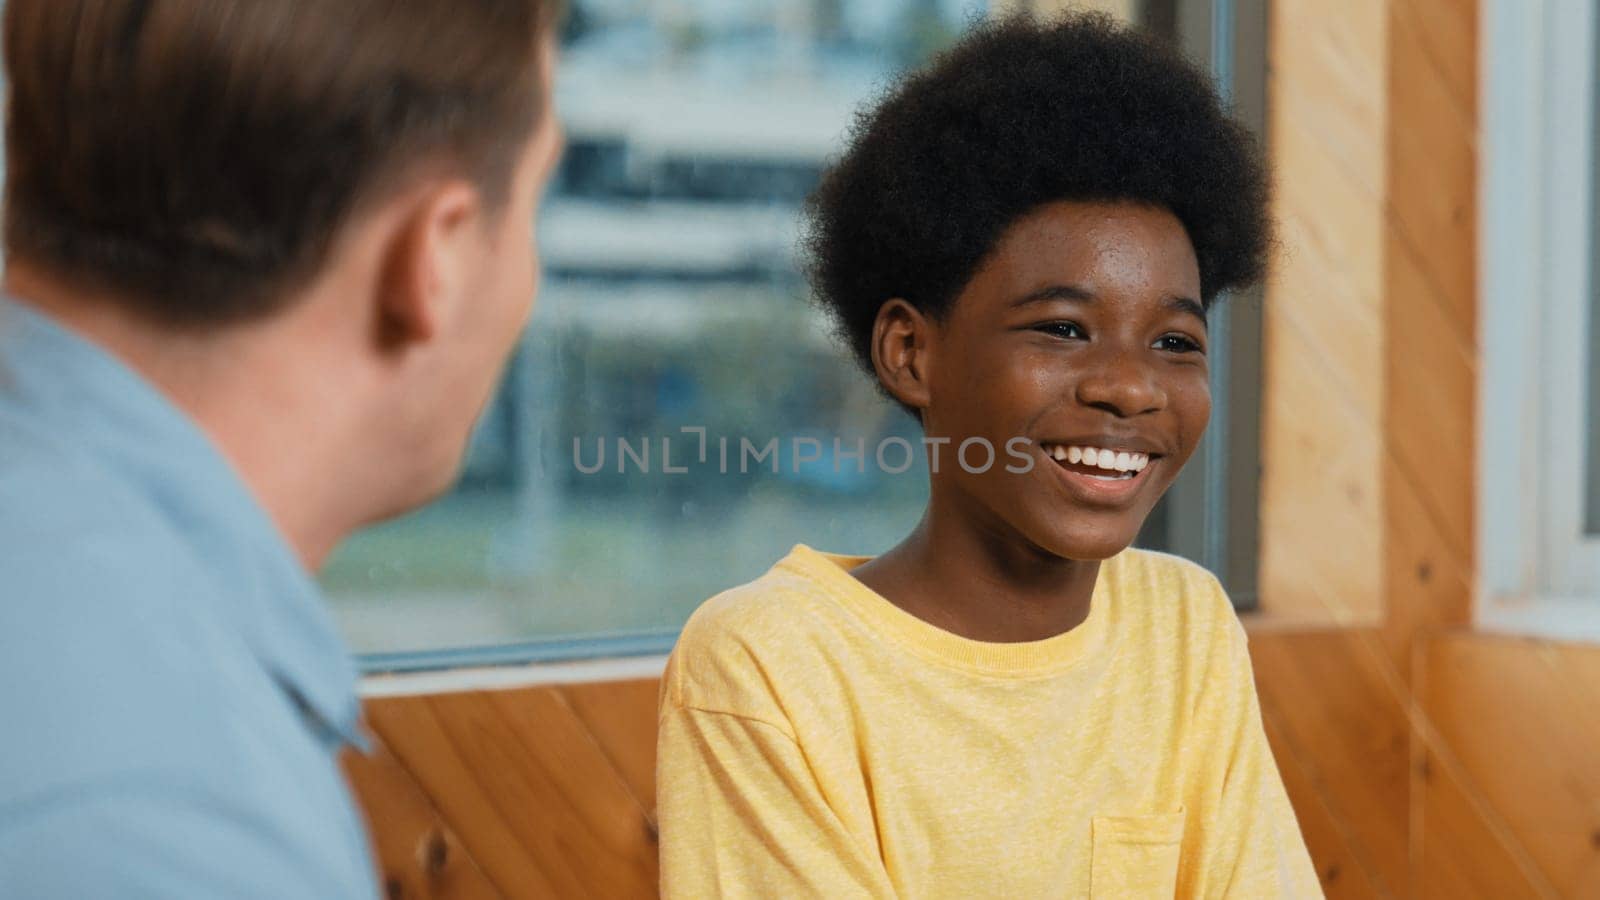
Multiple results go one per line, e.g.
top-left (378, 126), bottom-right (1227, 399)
top-left (1149, 0), bottom-right (1267, 610)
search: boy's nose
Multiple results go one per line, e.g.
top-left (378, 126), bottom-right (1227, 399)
top-left (1074, 355), bottom-right (1166, 418)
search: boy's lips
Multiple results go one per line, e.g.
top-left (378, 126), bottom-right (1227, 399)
top-left (1040, 447), bottom-right (1157, 507)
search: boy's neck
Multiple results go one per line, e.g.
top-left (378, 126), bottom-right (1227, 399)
top-left (852, 498), bottom-right (1101, 644)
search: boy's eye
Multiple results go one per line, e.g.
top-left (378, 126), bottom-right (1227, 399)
top-left (1035, 321), bottom-right (1086, 340)
top-left (1154, 333), bottom-right (1205, 354)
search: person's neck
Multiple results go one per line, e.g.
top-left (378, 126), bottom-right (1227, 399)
top-left (5, 264), bottom-right (377, 570)
top-left (852, 489), bottom-right (1101, 643)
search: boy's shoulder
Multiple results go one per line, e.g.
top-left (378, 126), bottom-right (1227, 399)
top-left (1102, 546), bottom-right (1242, 638)
top-left (664, 547), bottom-right (860, 723)
top-left (1106, 546), bottom-right (1227, 593)
top-left (676, 548), bottom-right (849, 658)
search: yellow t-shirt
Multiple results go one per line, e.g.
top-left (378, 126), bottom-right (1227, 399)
top-left (657, 545), bottom-right (1322, 899)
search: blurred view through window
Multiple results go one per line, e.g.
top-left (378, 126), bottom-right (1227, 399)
top-left (325, 0), bottom-right (989, 654)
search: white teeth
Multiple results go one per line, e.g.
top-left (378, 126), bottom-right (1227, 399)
top-left (1044, 444), bottom-right (1154, 474)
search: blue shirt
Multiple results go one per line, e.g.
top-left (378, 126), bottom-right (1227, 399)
top-left (0, 297), bottom-right (378, 898)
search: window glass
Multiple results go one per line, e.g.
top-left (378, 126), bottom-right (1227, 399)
top-left (324, 0), bottom-right (988, 654)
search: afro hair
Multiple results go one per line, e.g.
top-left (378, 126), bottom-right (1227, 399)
top-left (803, 12), bottom-right (1272, 377)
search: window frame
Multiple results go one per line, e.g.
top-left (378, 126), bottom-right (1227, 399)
top-left (1478, 0), bottom-right (1600, 641)
top-left (1146, 0), bottom-right (1267, 610)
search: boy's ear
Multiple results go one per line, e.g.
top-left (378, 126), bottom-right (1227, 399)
top-left (870, 298), bottom-right (935, 412)
top-left (374, 181), bottom-right (482, 349)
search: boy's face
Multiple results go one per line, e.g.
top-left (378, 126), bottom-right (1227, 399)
top-left (918, 200), bottom-right (1210, 561)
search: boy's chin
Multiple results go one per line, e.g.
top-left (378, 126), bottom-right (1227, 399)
top-left (1031, 524), bottom-right (1140, 563)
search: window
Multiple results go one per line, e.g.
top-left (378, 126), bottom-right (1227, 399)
top-left (1131, 0), bottom-right (1267, 610)
top-left (1479, 0), bottom-right (1600, 639)
top-left (327, 0), bottom-right (1272, 666)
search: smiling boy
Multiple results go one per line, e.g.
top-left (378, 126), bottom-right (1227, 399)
top-left (657, 13), bottom-right (1321, 899)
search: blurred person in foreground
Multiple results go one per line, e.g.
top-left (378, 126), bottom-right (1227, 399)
top-left (0, 1), bottom-right (562, 895)
top-left (657, 13), bottom-right (1322, 898)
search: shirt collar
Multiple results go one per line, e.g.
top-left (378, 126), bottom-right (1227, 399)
top-left (0, 295), bottom-right (365, 747)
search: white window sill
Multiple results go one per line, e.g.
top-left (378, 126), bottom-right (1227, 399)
top-left (1477, 596), bottom-right (1600, 645)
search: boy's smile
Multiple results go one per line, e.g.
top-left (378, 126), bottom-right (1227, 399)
top-left (905, 199), bottom-right (1210, 562)
top-left (1038, 439), bottom-right (1159, 507)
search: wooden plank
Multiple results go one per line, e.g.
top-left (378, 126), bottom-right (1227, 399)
top-left (556, 678), bottom-right (662, 825)
top-left (1394, 0), bottom-right (1476, 120)
top-left (1260, 0), bottom-right (1388, 626)
top-left (1259, 333), bottom-right (1384, 623)
top-left (1415, 743), bottom-right (1549, 900)
top-left (366, 689), bottom-right (658, 899)
top-left (482, 688), bottom-right (659, 894)
top-left (1259, 703), bottom-right (1386, 899)
top-left (1420, 634), bottom-right (1600, 897)
top-left (1266, 84), bottom-right (1384, 420)
top-left (1248, 629), bottom-right (1411, 896)
top-left (1384, 244), bottom-right (1475, 564)
top-left (1380, 452), bottom-right (1474, 683)
top-left (342, 739), bottom-right (501, 900)
top-left (1385, 0), bottom-right (1477, 344)
top-left (1272, 0), bottom-right (1387, 197)
top-left (364, 695), bottom-right (565, 899)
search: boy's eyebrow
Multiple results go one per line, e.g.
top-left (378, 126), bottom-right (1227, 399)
top-left (1011, 284), bottom-right (1096, 307)
top-left (1011, 284), bottom-right (1210, 328)
top-left (1168, 296), bottom-right (1209, 328)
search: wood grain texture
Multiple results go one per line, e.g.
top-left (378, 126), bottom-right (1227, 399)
top-left (1419, 634), bottom-right (1600, 897)
top-left (364, 688), bottom-right (658, 899)
top-left (1259, 699), bottom-right (1388, 899)
top-left (556, 678), bottom-right (663, 827)
top-left (1380, 0), bottom-right (1478, 667)
top-left (1259, 0), bottom-right (1387, 624)
top-left (342, 738), bottom-right (500, 900)
top-left (1249, 629), bottom-right (1413, 894)
top-left (1385, 0), bottom-right (1478, 346)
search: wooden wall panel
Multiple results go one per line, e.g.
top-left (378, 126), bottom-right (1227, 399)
top-left (1385, 0), bottom-right (1478, 343)
top-left (363, 687), bottom-right (658, 899)
top-left (1249, 629), bottom-right (1412, 895)
top-left (1260, 706), bottom-right (1385, 899)
top-left (1259, 0), bottom-right (1387, 624)
top-left (556, 678), bottom-right (662, 828)
top-left (1419, 634), bottom-right (1600, 897)
top-left (343, 737), bottom-right (500, 900)
top-left (1380, 0), bottom-right (1478, 653)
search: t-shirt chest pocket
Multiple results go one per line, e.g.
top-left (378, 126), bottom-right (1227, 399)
top-left (1089, 810), bottom-right (1186, 898)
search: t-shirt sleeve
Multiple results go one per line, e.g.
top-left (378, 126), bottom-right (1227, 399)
top-left (1177, 598), bottom-right (1325, 899)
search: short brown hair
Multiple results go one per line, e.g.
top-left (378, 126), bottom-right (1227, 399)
top-left (3, 0), bottom-right (560, 327)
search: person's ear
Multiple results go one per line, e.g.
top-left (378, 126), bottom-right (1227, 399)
top-left (374, 180), bottom-right (483, 349)
top-left (870, 298), bottom-right (935, 412)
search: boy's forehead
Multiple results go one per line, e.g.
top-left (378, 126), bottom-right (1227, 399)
top-left (962, 202), bottom-right (1201, 307)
